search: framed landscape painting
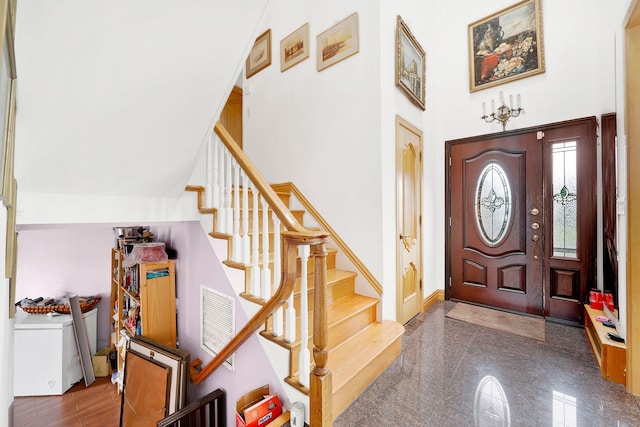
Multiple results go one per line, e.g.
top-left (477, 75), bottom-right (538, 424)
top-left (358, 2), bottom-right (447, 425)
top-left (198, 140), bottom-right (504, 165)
top-left (316, 12), bottom-right (359, 71)
top-left (281, 23), bottom-right (310, 72)
top-left (468, 0), bottom-right (544, 92)
top-left (396, 16), bottom-right (426, 110)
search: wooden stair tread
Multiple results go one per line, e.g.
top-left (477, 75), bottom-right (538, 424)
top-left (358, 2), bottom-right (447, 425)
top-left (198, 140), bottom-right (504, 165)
top-left (328, 320), bottom-right (404, 392)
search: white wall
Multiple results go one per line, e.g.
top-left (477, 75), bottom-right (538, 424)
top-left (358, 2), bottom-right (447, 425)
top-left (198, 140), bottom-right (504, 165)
top-left (243, 1), bottom-right (386, 307)
top-left (14, 0), bottom-right (270, 223)
top-left (0, 208), bottom-right (13, 427)
top-left (243, 0), bottom-right (632, 321)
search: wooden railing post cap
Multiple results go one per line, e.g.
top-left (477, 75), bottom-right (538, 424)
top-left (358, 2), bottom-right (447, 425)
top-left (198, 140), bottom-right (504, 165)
top-left (281, 230), bottom-right (329, 245)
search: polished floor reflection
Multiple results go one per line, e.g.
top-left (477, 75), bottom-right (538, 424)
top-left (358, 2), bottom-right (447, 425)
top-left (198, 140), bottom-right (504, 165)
top-left (334, 301), bottom-right (640, 427)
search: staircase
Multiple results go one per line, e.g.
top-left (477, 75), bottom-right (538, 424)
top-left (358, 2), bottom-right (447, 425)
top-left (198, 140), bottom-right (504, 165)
top-left (187, 182), bottom-right (404, 419)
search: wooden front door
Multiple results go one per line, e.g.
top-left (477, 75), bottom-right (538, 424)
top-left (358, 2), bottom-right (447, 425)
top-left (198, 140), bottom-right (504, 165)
top-left (396, 116), bottom-right (423, 324)
top-left (447, 118), bottom-right (597, 324)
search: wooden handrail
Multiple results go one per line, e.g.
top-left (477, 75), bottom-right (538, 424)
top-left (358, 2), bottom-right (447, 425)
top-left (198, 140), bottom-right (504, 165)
top-left (214, 122), bottom-right (305, 233)
top-left (189, 231), bottom-right (326, 384)
top-left (193, 122), bottom-right (333, 427)
top-left (190, 122), bottom-right (329, 383)
top-left (271, 182), bottom-right (383, 296)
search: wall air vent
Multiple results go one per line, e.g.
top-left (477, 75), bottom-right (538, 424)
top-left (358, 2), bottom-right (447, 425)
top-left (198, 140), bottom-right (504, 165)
top-left (200, 286), bottom-right (235, 371)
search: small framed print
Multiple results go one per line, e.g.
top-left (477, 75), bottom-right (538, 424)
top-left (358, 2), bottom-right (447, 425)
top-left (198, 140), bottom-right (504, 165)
top-left (281, 23), bottom-right (310, 72)
top-left (316, 13), bottom-right (359, 72)
top-left (246, 29), bottom-right (272, 79)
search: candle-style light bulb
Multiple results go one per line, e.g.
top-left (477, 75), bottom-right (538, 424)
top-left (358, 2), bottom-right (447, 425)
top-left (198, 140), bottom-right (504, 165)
top-left (482, 102), bottom-right (486, 117)
top-left (491, 99), bottom-right (495, 114)
top-left (509, 94), bottom-right (513, 108)
top-left (517, 94), bottom-right (521, 109)
top-left (499, 91), bottom-right (504, 105)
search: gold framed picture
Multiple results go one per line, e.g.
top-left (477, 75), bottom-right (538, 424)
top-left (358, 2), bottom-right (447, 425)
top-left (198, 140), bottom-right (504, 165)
top-left (396, 16), bottom-right (426, 110)
top-left (281, 23), bottom-right (310, 72)
top-left (468, 0), bottom-right (545, 92)
top-left (316, 12), bottom-right (359, 72)
top-left (246, 29), bottom-right (272, 79)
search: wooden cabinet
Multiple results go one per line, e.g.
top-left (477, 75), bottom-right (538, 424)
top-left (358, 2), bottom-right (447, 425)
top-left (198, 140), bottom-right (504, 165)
top-left (584, 304), bottom-right (626, 385)
top-left (111, 249), bottom-right (177, 381)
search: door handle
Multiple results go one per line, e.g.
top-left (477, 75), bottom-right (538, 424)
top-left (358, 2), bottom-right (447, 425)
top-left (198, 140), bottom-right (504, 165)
top-left (399, 233), bottom-right (411, 240)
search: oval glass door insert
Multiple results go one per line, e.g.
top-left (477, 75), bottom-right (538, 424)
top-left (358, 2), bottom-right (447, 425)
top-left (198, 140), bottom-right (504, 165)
top-left (475, 162), bottom-right (512, 245)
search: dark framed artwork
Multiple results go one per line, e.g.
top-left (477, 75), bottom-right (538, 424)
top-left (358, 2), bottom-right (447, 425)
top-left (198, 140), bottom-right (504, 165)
top-left (468, 0), bottom-right (544, 92)
top-left (396, 16), bottom-right (426, 110)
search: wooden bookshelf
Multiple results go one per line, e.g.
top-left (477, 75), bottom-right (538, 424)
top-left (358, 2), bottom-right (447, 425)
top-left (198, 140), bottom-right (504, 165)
top-left (584, 304), bottom-right (626, 385)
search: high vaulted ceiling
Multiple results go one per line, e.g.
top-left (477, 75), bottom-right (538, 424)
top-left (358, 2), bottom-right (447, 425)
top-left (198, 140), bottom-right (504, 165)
top-left (14, 0), bottom-right (268, 198)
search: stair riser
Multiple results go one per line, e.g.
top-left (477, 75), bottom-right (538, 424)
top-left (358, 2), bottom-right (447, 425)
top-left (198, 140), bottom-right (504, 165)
top-left (293, 276), bottom-right (354, 312)
top-left (288, 304), bottom-right (377, 376)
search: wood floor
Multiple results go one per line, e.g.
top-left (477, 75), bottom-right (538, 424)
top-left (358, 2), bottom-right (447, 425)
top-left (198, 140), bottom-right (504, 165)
top-left (12, 377), bottom-right (121, 427)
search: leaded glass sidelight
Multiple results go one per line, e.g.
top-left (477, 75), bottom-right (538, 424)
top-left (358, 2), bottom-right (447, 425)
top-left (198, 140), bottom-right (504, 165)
top-left (552, 141), bottom-right (578, 258)
top-left (475, 162), bottom-right (512, 245)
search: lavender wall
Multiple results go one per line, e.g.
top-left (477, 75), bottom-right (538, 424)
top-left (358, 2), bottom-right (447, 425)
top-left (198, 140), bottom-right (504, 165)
top-left (15, 221), bottom-right (287, 420)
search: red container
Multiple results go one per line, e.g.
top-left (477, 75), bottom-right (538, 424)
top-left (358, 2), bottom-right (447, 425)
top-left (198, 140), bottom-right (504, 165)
top-left (590, 290), bottom-right (603, 310)
top-left (604, 292), bottom-right (614, 311)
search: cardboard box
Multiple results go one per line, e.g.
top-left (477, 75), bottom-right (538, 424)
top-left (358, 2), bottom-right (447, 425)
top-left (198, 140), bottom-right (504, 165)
top-left (236, 385), bottom-right (282, 427)
top-left (92, 347), bottom-right (112, 377)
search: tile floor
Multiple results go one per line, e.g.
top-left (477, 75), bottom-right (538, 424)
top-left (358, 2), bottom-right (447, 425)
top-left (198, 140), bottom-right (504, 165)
top-left (334, 301), bottom-right (640, 427)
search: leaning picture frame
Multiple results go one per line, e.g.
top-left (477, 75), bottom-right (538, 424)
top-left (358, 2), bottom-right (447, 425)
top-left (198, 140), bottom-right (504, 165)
top-left (316, 12), bottom-right (359, 72)
top-left (468, 0), bottom-right (545, 92)
top-left (281, 23), bottom-right (310, 72)
top-left (246, 29), bottom-right (271, 79)
top-left (396, 16), bottom-right (426, 110)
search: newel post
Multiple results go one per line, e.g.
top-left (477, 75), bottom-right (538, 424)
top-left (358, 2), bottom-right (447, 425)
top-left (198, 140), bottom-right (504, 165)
top-left (310, 241), bottom-right (332, 427)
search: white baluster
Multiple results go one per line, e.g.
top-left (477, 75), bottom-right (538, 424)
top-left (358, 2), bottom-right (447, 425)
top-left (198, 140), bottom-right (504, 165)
top-left (284, 291), bottom-right (296, 343)
top-left (205, 132), bottom-right (214, 208)
top-left (250, 183), bottom-right (260, 297)
top-left (260, 196), bottom-right (271, 300)
top-left (241, 172), bottom-right (250, 264)
top-left (298, 245), bottom-right (311, 388)
top-left (231, 159), bottom-right (241, 262)
top-left (271, 215), bottom-right (283, 337)
top-left (217, 144), bottom-right (226, 233)
top-left (224, 151), bottom-right (233, 234)
top-left (211, 133), bottom-right (220, 209)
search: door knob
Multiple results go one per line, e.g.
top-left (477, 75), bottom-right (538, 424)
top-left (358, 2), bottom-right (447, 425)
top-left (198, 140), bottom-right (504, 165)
top-left (531, 222), bottom-right (540, 229)
top-left (531, 208), bottom-right (539, 215)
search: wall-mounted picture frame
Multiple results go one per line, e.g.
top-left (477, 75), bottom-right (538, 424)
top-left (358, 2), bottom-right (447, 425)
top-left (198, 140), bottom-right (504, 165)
top-left (396, 16), bottom-right (426, 110)
top-left (316, 12), bottom-right (359, 72)
top-left (281, 23), bottom-right (310, 72)
top-left (246, 29), bottom-right (271, 79)
top-left (468, 0), bottom-right (544, 92)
